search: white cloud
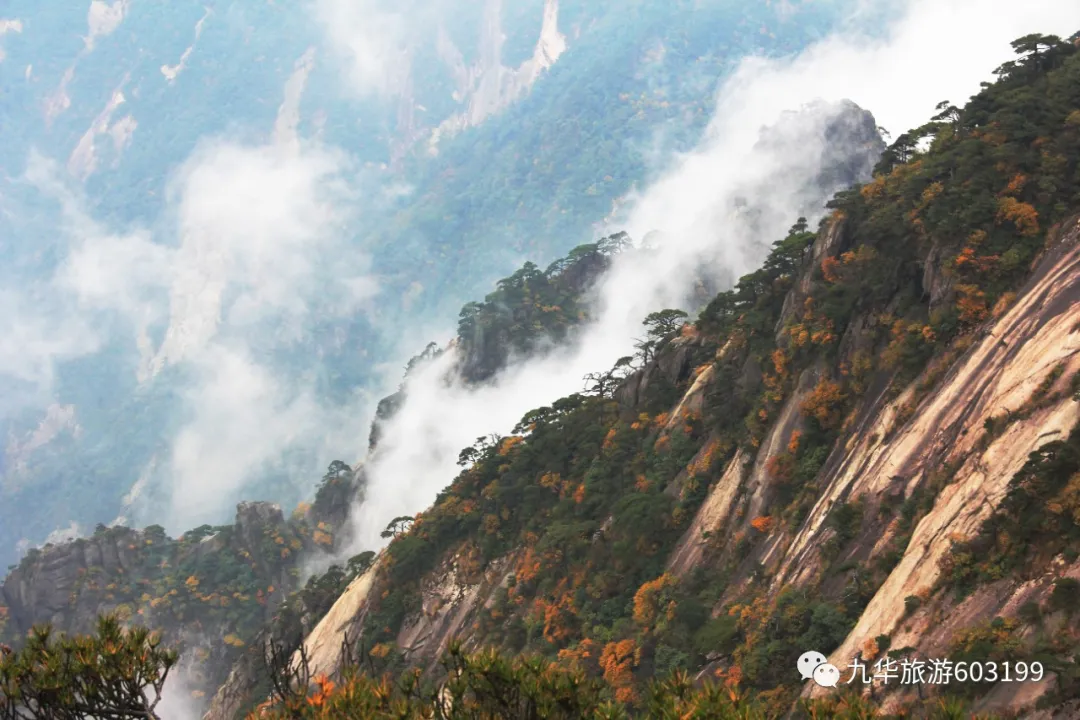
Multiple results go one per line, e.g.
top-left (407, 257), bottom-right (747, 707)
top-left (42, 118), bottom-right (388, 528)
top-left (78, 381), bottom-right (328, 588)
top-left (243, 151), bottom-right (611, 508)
top-left (150, 135), bottom-right (377, 527)
top-left (43, 521), bottom-right (81, 546)
top-left (148, 138), bottom-right (356, 359)
top-left (86, 0), bottom-right (128, 51)
top-left (707, 0), bottom-right (1080, 150)
top-left (0, 18), bottom-right (22, 63)
top-left (6, 67), bottom-right (380, 536)
top-left (314, 0), bottom-right (408, 96)
top-left (345, 0), bottom-right (1080, 551)
top-left (13, 140), bottom-right (375, 529)
top-left (163, 347), bottom-right (376, 533)
top-left (154, 671), bottom-right (202, 720)
top-left (0, 289), bottom-right (99, 394)
top-left (59, 229), bottom-right (171, 321)
top-left (165, 346), bottom-right (320, 529)
top-left (24, 154), bottom-right (170, 328)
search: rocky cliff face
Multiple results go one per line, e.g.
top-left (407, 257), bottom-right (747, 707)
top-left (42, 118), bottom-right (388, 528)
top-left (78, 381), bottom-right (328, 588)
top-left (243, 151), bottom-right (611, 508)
top-left (281, 212), bottom-right (1080, 716)
top-left (431, 0), bottom-right (567, 148)
top-left (0, 501), bottom-right (300, 704)
top-left (0, 462), bottom-right (364, 715)
top-left (2, 525), bottom-right (150, 636)
top-left (260, 41), bottom-right (1080, 713)
top-left (719, 213), bottom-right (1080, 713)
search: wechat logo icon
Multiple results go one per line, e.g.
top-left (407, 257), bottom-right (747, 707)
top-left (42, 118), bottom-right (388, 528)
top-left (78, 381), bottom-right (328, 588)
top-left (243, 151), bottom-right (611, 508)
top-left (813, 662), bottom-right (840, 688)
top-left (797, 650), bottom-right (828, 681)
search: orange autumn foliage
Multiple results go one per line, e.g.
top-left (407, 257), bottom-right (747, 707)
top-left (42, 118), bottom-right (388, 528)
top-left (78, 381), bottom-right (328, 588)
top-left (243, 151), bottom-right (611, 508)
top-left (602, 427), bottom-right (618, 450)
top-left (821, 245), bottom-right (879, 285)
top-left (750, 515), bottom-right (775, 533)
top-left (599, 639), bottom-right (640, 703)
top-left (719, 663), bottom-right (743, 688)
top-left (538, 471), bottom-right (561, 490)
top-left (859, 175), bottom-right (886, 200)
top-left (764, 453), bottom-right (794, 484)
top-left (1000, 172), bottom-right (1029, 196)
top-left (305, 675), bottom-right (336, 708)
top-left (514, 547), bottom-right (543, 585)
top-left (632, 574), bottom-right (678, 629)
top-left (821, 256), bottom-right (841, 284)
top-left (687, 437), bottom-right (720, 478)
top-left (787, 297), bottom-right (836, 348)
top-left (557, 638), bottom-right (598, 672)
top-left (799, 379), bottom-right (847, 430)
top-left (953, 246), bottom-right (1000, 274)
top-left (921, 181), bottom-right (945, 204)
top-left (497, 436), bottom-right (524, 456)
top-left (537, 592), bottom-right (578, 644)
top-left (996, 196), bottom-right (1040, 236)
top-left (770, 348), bottom-right (788, 377)
top-left (956, 284), bottom-right (990, 324)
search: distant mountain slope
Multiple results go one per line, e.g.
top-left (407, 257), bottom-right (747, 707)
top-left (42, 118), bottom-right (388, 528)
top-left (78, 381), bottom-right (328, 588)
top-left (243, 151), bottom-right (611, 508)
top-left (0, 0), bottom-right (855, 570)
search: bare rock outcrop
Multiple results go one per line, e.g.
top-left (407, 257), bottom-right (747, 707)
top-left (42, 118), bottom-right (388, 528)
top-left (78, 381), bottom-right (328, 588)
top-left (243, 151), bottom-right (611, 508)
top-left (1, 526), bottom-right (145, 635)
top-left (783, 215), bottom-right (1080, 710)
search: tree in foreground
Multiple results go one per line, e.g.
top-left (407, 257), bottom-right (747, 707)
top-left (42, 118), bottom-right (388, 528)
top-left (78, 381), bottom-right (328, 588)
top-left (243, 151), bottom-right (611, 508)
top-left (250, 641), bottom-right (624, 719)
top-left (246, 640), bottom-right (966, 720)
top-left (0, 615), bottom-right (177, 720)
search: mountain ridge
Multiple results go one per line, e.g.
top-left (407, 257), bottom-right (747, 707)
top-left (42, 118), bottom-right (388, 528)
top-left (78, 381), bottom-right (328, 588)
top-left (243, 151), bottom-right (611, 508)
top-left (5, 28), bottom-right (1080, 720)
top-left (252, 33), bottom-right (1080, 718)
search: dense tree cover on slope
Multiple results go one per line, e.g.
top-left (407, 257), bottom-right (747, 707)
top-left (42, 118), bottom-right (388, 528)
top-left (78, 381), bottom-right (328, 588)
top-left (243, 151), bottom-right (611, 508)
top-left (0, 234), bottom-right (633, 715)
top-left (315, 33), bottom-right (1080, 716)
top-left (370, 233), bottom-right (629, 450)
top-left (350, 215), bottom-right (842, 712)
top-left (456, 233), bottom-right (630, 383)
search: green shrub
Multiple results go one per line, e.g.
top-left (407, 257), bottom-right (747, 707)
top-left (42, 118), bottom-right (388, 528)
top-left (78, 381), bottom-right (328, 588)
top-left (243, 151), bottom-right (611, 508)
top-left (692, 615), bottom-right (739, 659)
